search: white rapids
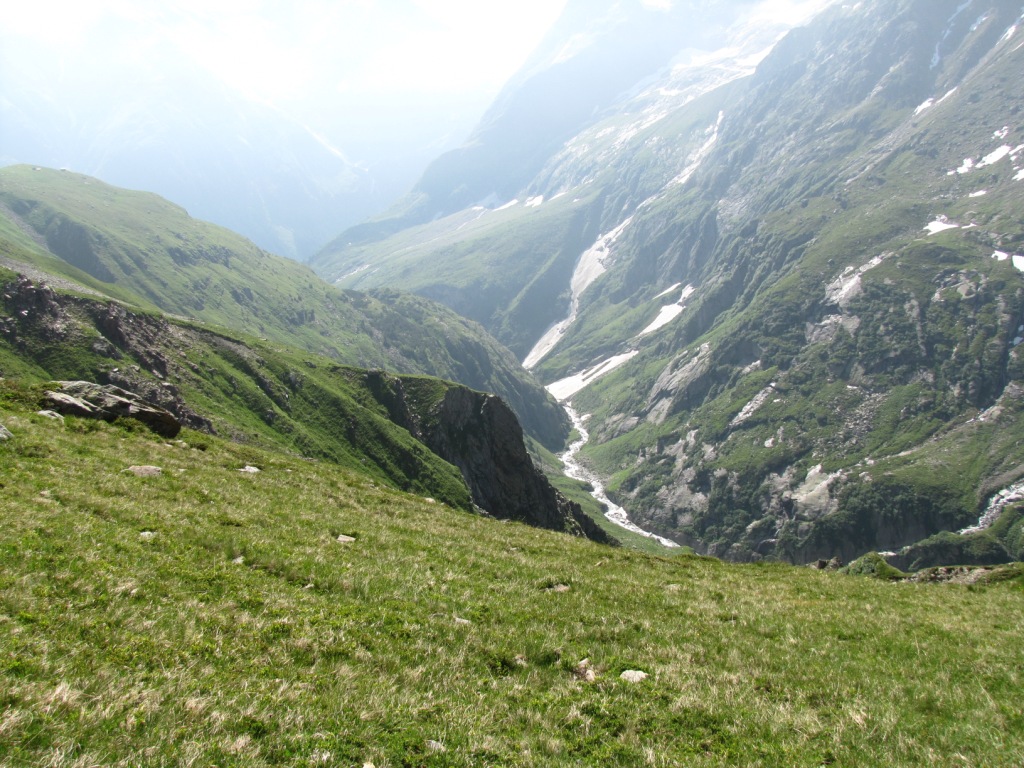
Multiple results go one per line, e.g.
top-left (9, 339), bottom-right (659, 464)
top-left (561, 404), bottom-right (678, 548)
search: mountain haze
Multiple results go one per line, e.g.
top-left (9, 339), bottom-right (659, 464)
top-left (313, 0), bottom-right (1024, 567)
top-left (0, 166), bottom-right (568, 450)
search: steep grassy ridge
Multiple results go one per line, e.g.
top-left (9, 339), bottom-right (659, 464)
top-left (0, 270), bottom-right (603, 538)
top-left (2, 387), bottom-right (1023, 766)
top-left (0, 166), bottom-right (567, 448)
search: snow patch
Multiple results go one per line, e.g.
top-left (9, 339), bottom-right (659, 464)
top-left (639, 284), bottom-right (696, 336)
top-left (1015, 168), bottom-right (1024, 181)
top-left (523, 219), bottom-right (634, 369)
top-left (495, 199), bottom-right (519, 212)
top-left (921, 88), bottom-right (958, 115)
top-left (994, 126), bottom-right (1010, 140)
top-left (924, 216), bottom-right (960, 235)
top-left (654, 282), bottom-right (682, 300)
top-left (949, 157), bottom-right (975, 175)
top-left (525, 195), bottom-right (545, 208)
top-left (546, 351), bottom-right (640, 402)
top-left (993, 251), bottom-right (1024, 272)
top-left (640, 305), bottom-right (685, 336)
top-left (979, 145), bottom-right (1013, 167)
top-left (969, 190), bottom-right (988, 197)
top-left (671, 111), bottom-right (724, 186)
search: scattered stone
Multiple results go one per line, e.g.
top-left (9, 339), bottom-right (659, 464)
top-left (139, 531), bottom-right (157, 541)
top-left (910, 566), bottom-right (997, 584)
top-left (423, 497), bottom-right (437, 504)
top-left (574, 659), bottom-right (596, 682)
top-left (43, 381), bottom-right (181, 438)
top-left (239, 465), bottom-right (261, 474)
top-left (425, 740), bottom-right (446, 754)
top-left (0, 424), bottom-right (12, 441)
top-left (454, 616), bottom-right (472, 626)
top-left (549, 583), bottom-right (572, 593)
top-left (125, 465), bottom-right (162, 477)
top-left (336, 534), bottom-right (356, 544)
top-left (514, 654), bottom-right (529, 667)
top-left (36, 410), bottom-right (64, 422)
top-left (620, 670), bottom-right (649, 683)
top-left (232, 556), bottom-right (245, 565)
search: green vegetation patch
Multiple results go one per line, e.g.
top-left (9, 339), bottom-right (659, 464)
top-left (1, 394), bottom-right (1023, 765)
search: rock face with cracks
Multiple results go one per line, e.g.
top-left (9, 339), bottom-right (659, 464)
top-left (44, 381), bottom-right (182, 438)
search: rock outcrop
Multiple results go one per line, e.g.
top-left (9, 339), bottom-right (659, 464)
top-left (43, 381), bottom-right (182, 438)
top-left (361, 370), bottom-right (614, 543)
top-left (423, 387), bottom-right (613, 543)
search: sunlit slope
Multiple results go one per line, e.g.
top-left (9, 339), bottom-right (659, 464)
top-left (313, 0), bottom-right (1024, 564)
top-left (1, 384), bottom-right (1022, 766)
top-left (0, 166), bottom-right (567, 448)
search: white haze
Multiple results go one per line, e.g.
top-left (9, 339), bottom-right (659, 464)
top-left (2, 0), bottom-right (570, 163)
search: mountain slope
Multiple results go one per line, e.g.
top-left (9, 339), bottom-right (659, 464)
top-left (0, 165), bottom-right (568, 449)
top-left (310, 0), bottom-right (1024, 566)
top-left (2, 382), bottom-right (1023, 764)
top-left (0, 269), bottom-right (606, 541)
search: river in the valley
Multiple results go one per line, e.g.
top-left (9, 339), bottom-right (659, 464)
top-left (561, 405), bottom-right (678, 548)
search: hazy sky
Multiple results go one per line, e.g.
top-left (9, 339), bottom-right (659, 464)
top-left (5, 0), bottom-right (571, 107)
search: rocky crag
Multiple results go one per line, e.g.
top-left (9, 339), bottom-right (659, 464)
top-left (0, 274), bottom-right (605, 541)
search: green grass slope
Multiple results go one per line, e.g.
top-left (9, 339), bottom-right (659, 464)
top-left (1, 386), bottom-right (1022, 766)
top-left (0, 270), bottom-right (474, 511)
top-left (0, 166), bottom-right (566, 448)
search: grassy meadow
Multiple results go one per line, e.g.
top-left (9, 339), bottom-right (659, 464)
top-left (1, 382), bottom-right (1022, 766)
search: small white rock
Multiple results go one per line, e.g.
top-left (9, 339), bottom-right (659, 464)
top-left (126, 465), bottom-right (162, 477)
top-left (239, 465), bottom-right (261, 474)
top-left (575, 658), bottom-right (596, 682)
top-left (620, 670), bottom-right (649, 683)
top-left (336, 535), bottom-right (356, 544)
top-left (139, 531), bottom-right (157, 541)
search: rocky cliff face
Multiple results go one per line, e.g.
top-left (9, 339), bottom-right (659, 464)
top-left (351, 369), bottom-right (613, 541)
top-left (0, 274), bottom-right (605, 542)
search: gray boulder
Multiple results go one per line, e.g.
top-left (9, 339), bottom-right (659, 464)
top-left (43, 381), bottom-right (181, 438)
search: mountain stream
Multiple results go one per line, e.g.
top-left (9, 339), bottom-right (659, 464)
top-left (561, 405), bottom-right (678, 548)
